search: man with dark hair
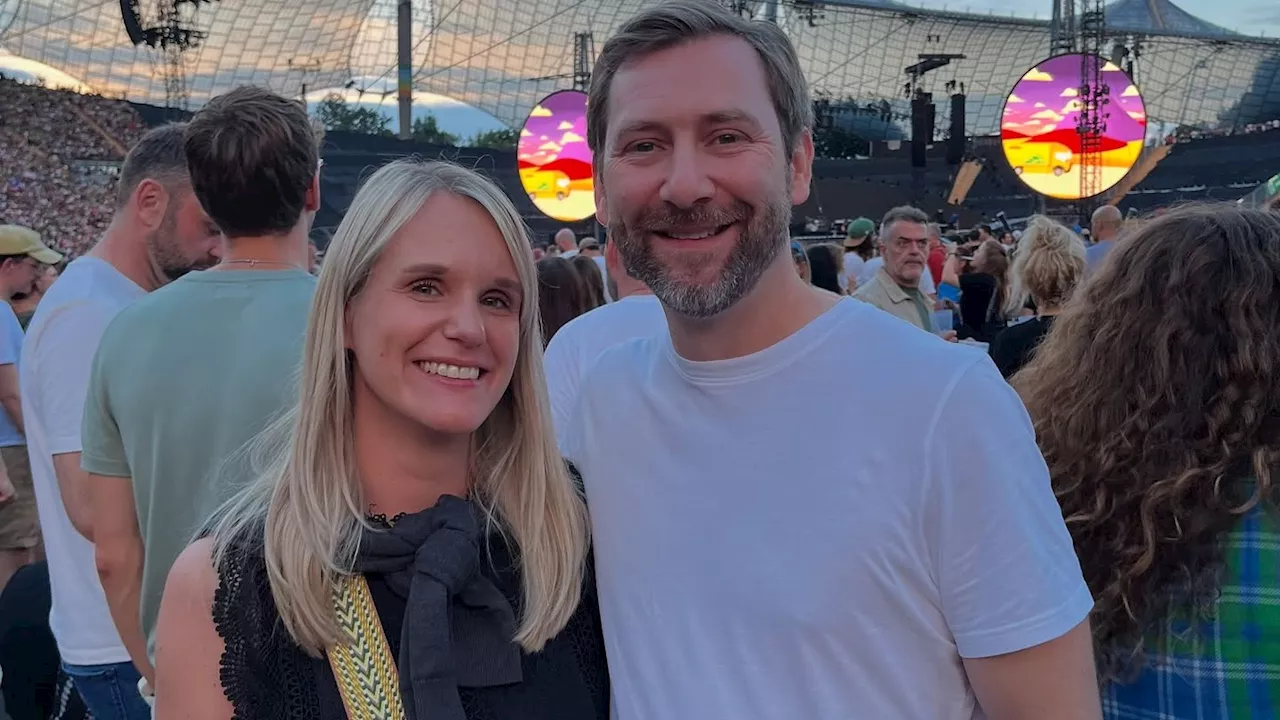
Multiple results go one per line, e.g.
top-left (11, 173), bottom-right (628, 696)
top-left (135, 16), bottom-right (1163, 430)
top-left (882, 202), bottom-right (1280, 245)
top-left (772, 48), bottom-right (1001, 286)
top-left (19, 123), bottom-right (218, 720)
top-left (563, 1), bottom-right (1099, 718)
top-left (853, 205), bottom-right (940, 332)
top-left (80, 86), bottom-right (317, 696)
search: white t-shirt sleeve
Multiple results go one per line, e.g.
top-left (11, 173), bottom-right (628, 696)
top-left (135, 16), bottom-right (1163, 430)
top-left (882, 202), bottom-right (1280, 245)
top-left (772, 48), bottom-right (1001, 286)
top-left (34, 302), bottom-right (113, 455)
top-left (925, 356), bottom-right (1093, 659)
top-left (543, 328), bottom-right (582, 450)
top-left (0, 303), bottom-right (21, 366)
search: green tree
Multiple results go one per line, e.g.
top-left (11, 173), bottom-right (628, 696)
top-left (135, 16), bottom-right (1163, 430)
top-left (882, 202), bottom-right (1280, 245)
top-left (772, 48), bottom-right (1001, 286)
top-left (313, 93), bottom-right (392, 136)
top-left (469, 127), bottom-right (519, 151)
top-left (411, 114), bottom-right (459, 146)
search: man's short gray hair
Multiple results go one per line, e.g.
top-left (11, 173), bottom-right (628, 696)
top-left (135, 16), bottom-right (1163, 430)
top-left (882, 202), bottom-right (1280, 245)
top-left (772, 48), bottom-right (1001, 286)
top-left (586, 0), bottom-right (814, 157)
top-left (878, 206), bottom-right (930, 244)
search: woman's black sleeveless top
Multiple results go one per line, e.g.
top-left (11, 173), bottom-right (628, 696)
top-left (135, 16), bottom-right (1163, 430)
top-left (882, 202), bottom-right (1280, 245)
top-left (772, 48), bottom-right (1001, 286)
top-left (211, 533), bottom-right (610, 720)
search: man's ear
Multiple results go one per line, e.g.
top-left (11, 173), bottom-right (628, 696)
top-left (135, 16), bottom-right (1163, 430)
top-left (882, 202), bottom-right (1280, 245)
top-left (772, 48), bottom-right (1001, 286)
top-left (134, 179), bottom-right (169, 230)
top-left (789, 129), bottom-right (815, 206)
top-left (305, 171), bottom-right (322, 212)
top-left (593, 170), bottom-right (609, 227)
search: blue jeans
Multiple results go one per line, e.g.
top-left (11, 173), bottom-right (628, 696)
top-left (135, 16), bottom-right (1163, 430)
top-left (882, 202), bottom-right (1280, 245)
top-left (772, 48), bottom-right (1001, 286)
top-left (61, 661), bottom-right (151, 720)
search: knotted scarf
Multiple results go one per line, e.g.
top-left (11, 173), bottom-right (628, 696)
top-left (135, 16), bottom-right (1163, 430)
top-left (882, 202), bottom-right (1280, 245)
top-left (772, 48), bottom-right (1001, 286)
top-left (353, 495), bottom-right (523, 720)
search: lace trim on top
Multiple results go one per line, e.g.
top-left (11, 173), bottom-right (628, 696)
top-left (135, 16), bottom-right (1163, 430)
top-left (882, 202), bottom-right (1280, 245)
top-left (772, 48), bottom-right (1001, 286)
top-left (213, 536), bottom-right (324, 720)
top-left (367, 512), bottom-right (408, 529)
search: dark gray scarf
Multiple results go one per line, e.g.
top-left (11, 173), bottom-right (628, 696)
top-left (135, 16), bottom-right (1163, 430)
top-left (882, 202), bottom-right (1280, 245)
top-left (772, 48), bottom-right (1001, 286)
top-left (353, 495), bottom-right (523, 720)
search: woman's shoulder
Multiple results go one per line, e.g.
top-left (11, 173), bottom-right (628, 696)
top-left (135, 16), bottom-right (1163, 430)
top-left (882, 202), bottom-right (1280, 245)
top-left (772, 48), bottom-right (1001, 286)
top-left (167, 537), bottom-right (221, 601)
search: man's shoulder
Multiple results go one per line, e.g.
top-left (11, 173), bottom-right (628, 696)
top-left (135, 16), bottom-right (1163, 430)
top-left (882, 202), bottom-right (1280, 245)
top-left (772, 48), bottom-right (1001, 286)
top-left (36, 264), bottom-right (137, 326)
top-left (579, 333), bottom-right (666, 385)
top-left (834, 301), bottom-right (989, 383)
top-left (851, 271), bottom-right (886, 300)
top-left (556, 296), bottom-right (665, 340)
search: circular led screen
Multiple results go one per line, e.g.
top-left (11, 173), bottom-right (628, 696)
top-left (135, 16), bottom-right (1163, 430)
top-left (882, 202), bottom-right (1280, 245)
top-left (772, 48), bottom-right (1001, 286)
top-left (518, 90), bottom-right (595, 222)
top-left (1000, 53), bottom-right (1147, 200)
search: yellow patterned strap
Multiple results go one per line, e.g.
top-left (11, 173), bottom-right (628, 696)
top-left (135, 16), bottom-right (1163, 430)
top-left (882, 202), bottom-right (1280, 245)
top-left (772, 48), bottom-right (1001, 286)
top-left (328, 574), bottom-right (406, 720)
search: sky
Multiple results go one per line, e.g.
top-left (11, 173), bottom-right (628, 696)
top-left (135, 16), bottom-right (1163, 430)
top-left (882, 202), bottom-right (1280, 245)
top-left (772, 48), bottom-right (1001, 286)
top-left (907, 0), bottom-right (1280, 38)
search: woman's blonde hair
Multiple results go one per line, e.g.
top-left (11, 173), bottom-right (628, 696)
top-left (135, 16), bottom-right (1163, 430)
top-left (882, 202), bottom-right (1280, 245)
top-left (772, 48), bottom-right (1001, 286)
top-left (209, 159), bottom-right (589, 655)
top-left (1003, 216), bottom-right (1086, 317)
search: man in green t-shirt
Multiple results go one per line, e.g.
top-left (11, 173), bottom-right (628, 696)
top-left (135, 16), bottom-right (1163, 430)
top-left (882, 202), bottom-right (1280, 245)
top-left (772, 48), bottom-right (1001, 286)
top-left (81, 86), bottom-right (320, 688)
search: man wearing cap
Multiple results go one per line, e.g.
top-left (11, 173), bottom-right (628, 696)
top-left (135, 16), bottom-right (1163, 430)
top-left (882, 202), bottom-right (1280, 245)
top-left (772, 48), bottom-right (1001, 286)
top-left (0, 224), bottom-right (64, 594)
top-left (840, 217), bottom-right (876, 292)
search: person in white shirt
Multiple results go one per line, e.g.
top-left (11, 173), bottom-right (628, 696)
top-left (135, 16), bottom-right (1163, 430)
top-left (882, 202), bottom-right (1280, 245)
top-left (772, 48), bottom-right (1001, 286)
top-left (567, 2), bottom-right (1101, 718)
top-left (18, 124), bottom-right (220, 720)
top-left (839, 216), bottom-right (875, 292)
top-left (554, 228), bottom-right (579, 258)
top-left (544, 238), bottom-right (666, 437)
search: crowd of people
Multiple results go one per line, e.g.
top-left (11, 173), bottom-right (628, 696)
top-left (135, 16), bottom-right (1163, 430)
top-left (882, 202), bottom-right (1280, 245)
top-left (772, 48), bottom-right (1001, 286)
top-left (0, 2), bottom-right (1279, 720)
top-left (0, 78), bottom-right (147, 259)
top-left (764, 204), bottom-right (1119, 380)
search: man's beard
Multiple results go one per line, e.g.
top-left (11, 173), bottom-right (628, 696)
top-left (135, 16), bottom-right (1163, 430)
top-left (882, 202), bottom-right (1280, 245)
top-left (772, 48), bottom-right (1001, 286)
top-left (147, 209), bottom-right (213, 282)
top-left (610, 192), bottom-right (792, 319)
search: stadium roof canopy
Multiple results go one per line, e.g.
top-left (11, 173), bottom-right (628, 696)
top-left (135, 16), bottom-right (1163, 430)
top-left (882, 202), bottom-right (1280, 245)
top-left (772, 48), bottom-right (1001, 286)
top-left (1106, 0), bottom-right (1236, 37)
top-left (1, 0), bottom-right (1277, 138)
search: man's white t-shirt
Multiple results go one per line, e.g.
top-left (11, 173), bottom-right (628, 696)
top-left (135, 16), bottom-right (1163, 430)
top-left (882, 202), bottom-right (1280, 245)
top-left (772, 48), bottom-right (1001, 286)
top-left (20, 256), bottom-right (144, 666)
top-left (562, 298), bottom-right (1092, 720)
top-left (544, 294), bottom-right (666, 438)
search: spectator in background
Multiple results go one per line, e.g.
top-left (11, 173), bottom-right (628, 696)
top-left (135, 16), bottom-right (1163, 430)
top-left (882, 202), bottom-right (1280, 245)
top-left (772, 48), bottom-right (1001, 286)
top-left (577, 237), bottom-right (612, 302)
top-left (942, 238), bottom-right (1009, 343)
top-left (840, 217), bottom-right (875, 291)
top-left (806, 243), bottom-right (843, 294)
top-left (537, 256), bottom-right (588, 346)
top-left (10, 264), bottom-right (58, 329)
top-left (926, 223), bottom-right (946, 290)
top-left (571, 253), bottom-right (607, 310)
top-left (578, 238), bottom-right (602, 258)
top-left (1086, 205), bottom-right (1123, 274)
top-left (0, 225), bottom-right (63, 595)
top-left (1016, 204), bottom-right (1280, 719)
top-left (20, 123), bottom-right (220, 720)
top-left (81, 86), bottom-right (319, 695)
top-left (554, 228), bottom-right (579, 258)
top-left (989, 217), bottom-right (1086, 379)
top-left (853, 206), bottom-right (937, 332)
top-left (790, 240), bottom-right (810, 283)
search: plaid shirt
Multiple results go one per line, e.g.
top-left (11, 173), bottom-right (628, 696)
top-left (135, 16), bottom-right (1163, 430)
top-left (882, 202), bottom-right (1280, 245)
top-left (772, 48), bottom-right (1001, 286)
top-left (1103, 503), bottom-right (1280, 719)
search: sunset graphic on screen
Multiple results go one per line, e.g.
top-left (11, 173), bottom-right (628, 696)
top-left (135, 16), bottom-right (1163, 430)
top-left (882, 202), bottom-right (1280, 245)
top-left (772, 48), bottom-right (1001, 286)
top-left (1001, 54), bottom-right (1147, 200)
top-left (518, 90), bottom-right (595, 222)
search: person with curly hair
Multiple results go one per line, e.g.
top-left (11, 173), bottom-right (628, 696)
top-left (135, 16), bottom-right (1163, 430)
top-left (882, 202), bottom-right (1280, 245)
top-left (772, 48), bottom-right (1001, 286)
top-left (1015, 203), bottom-right (1280, 719)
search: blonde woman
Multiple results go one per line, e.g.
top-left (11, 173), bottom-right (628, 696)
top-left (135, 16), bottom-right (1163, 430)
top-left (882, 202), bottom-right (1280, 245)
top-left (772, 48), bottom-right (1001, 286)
top-left (151, 160), bottom-right (607, 719)
top-left (989, 216), bottom-right (1086, 378)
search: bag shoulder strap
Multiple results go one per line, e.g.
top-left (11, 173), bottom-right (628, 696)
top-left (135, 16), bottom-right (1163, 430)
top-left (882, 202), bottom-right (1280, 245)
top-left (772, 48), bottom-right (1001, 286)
top-left (328, 574), bottom-right (406, 720)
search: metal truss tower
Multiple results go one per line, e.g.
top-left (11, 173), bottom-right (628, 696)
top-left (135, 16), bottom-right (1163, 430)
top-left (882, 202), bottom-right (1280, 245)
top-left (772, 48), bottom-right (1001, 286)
top-left (1077, 0), bottom-right (1110, 202)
